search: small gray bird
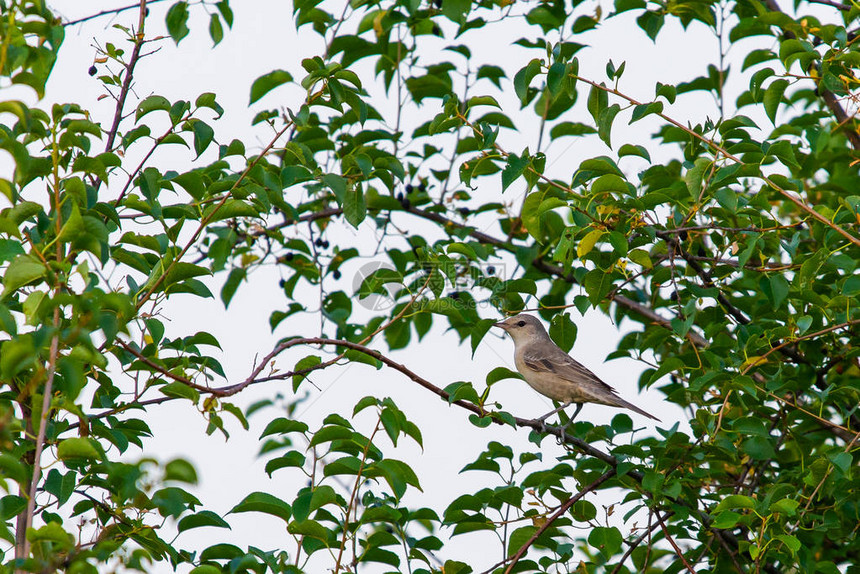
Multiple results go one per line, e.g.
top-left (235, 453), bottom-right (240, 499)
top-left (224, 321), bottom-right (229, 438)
top-left (494, 314), bottom-right (660, 425)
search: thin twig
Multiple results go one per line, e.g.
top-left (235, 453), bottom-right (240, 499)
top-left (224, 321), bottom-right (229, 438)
top-left (609, 511), bottom-right (670, 574)
top-left (481, 469), bottom-right (617, 574)
top-left (103, 0), bottom-right (148, 155)
top-left (18, 310), bottom-right (61, 562)
top-left (333, 417), bottom-right (381, 573)
top-left (656, 512), bottom-right (696, 574)
top-left (62, 0), bottom-right (170, 27)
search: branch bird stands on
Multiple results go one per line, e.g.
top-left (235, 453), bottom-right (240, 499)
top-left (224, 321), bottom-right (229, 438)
top-left (494, 314), bottom-right (660, 429)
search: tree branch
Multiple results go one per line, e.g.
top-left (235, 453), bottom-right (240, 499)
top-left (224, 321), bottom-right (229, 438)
top-left (17, 309), bottom-right (61, 564)
top-left (103, 0), bottom-right (148, 156)
top-left (493, 468), bottom-right (617, 574)
top-left (62, 0), bottom-right (170, 27)
top-left (656, 512), bottom-right (697, 574)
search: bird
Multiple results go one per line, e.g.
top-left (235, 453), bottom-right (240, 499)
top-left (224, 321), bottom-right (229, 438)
top-left (493, 314), bottom-right (660, 426)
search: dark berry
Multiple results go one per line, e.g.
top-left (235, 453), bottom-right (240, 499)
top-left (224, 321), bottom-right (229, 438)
top-left (679, 230), bottom-right (688, 241)
top-left (396, 192), bottom-right (403, 201)
top-left (88, 65), bottom-right (97, 76)
top-left (314, 239), bottom-right (323, 247)
top-left (450, 291), bottom-right (460, 300)
top-left (670, 291), bottom-right (679, 301)
top-left (697, 246), bottom-right (706, 257)
top-left (285, 252), bottom-right (294, 261)
top-left (487, 266), bottom-right (495, 275)
top-left (333, 270), bottom-right (342, 280)
top-left (419, 182), bottom-right (427, 192)
top-left (458, 207), bottom-right (470, 217)
top-left (401, 198), bottom-right (411, 209)
top-left (322, 240), bottom-right (330, 249)
top-left (405, 184), bottom-right (414, 194)
top-left (279, 278), bottom-right (286, 288)
top-left (795, 222), bottom-right (804, 230)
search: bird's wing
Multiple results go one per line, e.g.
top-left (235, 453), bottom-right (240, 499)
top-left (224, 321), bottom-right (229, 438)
top-left (521, 344), bottom-right (617, 393)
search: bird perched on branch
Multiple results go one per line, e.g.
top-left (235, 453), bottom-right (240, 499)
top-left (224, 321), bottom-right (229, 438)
top-left (493, 314), bottom-right (660, 426)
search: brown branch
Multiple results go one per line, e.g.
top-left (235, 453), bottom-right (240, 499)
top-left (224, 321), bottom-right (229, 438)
top-left (807, 0), bottom-right (850, 9)
top-left (103, 0), bottom-right (148, 156)
top-left (333, 417), bottom-right (381, 573)
top-left (656, 504), bottom-right (697, 574)
top-left (487, 469), bottom-right (617, 574)
top-left (114, 340), bottom-right (212, 392)
top-left (17, 309), bottom-right (61, 563)
top-left (62, 0), bottom-right (170, 27)
top-left (610, 511), bottom-right (671, 574)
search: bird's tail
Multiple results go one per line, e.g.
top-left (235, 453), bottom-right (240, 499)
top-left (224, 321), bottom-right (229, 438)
top-left (611, 395), bottom-right (661, 422)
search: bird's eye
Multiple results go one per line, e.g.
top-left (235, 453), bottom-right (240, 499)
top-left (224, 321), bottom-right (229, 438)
top-left (517, 320), bottom-right (526, 327)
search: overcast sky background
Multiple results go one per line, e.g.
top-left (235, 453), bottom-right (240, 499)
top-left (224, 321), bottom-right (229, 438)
top-left (2, 0), bottom-right (827, 568)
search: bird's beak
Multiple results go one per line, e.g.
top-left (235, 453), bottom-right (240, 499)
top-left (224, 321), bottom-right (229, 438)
top-left (493, 320), bottom-right (509, 330)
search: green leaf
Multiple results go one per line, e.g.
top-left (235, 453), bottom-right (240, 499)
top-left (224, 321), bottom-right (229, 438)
top-left (618, 144), bottom-right (650, 161)
top-left (136, 95), bottom-right (172, 120)
top-left (776, 534), bottom-right (801, 554)
top-left (770, 498), bottom-right (799, 516)
top-left (344, 185), bottom-right (366, 228)
top-left (763, 79), bottom-right (789, 124)
top-left (178, 510), bottom-right (230, 532)
top-left (293, 355), bottom-right (322, 390)
top-left (2, 254), bottom-right (46, 299)
top-left (165, 459), bottom-right (198, 484)
top-left (57, 437), bottom-right (102, 460)
top-left (166, 2), bottom-right (190, 44)
top-left (549, 313), bottom-right (577, 352)
top-left (250, 70), bottom-right (293, 105)
top-left (760, 274), bottom-right (789, 309)
top-left (588, 527), bottom-right (622, 558)
top-left (629, 100), bottom-right (663, 123)
top-left (220, 267), bottom-right (246, 308)
top-left (367, 459), bottom-right (421, 498)
top-left (513, 59), bottom-right (542, 105)
top-left (159, 382), bottom-right (200, 402)
top-left (711, 510), bottom-right (741, 528)
top-left (587, 83), bottom-right (608, 124)
top-left (502, 151), bottom-right (529, 192)
top-left (550, 122), bottom-right (596, 139)
top-left (208, 13), bottom-right (224, 45)
top-left (265, 451), bottom-right (306, 476)
top-left (597, 104), bottom-right (621, 147)
top-left (260, 418), bottom-right (309, 438)
top-left (229, 492), bottom-right (291, 522)
top-left (192, 120), bottom-right (215, 157)
top-left (204, 199), bottom-right (258, 223)
top-left (486, 366), bottom-right (521, 386)
top-left (27, 523), bottom-right (74, 550)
